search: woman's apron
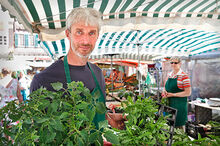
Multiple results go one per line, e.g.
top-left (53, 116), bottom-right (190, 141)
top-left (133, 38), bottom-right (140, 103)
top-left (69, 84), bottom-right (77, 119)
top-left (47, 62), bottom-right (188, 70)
top-left (165, 76), bottom-right (187, 127)
top-left (64, 56), bottom-right (106, 129)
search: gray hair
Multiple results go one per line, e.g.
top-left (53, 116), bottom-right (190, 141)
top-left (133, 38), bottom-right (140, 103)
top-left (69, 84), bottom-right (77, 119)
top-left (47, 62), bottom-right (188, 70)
top-left (170, 56), bottom-right (182, 63)
top-left (66, 7), bottom-right (102, 32)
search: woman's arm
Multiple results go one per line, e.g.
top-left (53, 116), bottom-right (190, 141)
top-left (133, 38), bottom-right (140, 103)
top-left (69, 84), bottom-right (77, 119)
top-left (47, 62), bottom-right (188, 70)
top-left (6, 79), bottom-right (13, 88)
top-left (17, 81), bottom-right (23, 103)
top-left (161, 76), bottom-right (169, 98)
top-left (167, 87), bottom-right (191, 97)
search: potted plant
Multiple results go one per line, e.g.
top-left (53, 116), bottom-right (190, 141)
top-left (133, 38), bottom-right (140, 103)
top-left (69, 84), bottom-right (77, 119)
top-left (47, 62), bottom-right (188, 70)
top-left (113, 96), bottom-right (170, 145)
top-left (0, 81), bottom-right (119, 145)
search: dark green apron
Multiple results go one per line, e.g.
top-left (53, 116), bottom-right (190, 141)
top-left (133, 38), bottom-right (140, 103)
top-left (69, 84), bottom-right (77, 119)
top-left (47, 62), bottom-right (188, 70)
top-left (64, 56), bottom-right (106, 129)
top-left (165, 76), bottom-right (187, 127)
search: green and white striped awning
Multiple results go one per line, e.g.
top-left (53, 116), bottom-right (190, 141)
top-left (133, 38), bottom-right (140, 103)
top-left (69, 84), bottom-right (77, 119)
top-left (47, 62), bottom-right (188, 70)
top-left (1, 0), bottom-right (220, 59)
top-left (1, 0), bottom-right (220, 32)
top-left (39, 28), bottom-right (220, 60)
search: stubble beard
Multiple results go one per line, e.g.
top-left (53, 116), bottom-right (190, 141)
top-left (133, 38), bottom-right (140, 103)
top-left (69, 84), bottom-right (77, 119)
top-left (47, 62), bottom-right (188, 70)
top-left (70, 37), bottom-right (92, 59)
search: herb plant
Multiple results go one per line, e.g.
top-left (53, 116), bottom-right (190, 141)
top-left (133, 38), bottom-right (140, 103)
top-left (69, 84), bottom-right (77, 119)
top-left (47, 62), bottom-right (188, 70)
top-left (172, 128), bottom-right (220, 146)
top-left (118, 89), bottom-right (134, 100)
top-left (0, 81), bottom-right (119, 146)
top-left (114, 96), bottom-right (169, 145)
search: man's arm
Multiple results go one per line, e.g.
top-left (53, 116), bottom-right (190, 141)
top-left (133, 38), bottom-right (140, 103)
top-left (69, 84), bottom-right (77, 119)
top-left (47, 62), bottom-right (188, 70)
top-left (30, 75), bottom-right (41, 93)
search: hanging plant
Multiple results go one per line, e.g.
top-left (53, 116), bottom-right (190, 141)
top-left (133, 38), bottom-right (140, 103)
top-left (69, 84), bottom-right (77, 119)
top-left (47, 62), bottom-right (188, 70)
top-left (7, 51), bottom-right (14, 60)
top-left (0, 81), bottom-right (119, 145)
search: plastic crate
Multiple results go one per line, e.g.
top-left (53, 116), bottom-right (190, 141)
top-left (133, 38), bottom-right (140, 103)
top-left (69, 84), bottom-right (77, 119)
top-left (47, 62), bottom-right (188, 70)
top-left (156, 103), bottom-right (177, 146)
top-left (186, 122), bottom-right (206, 139)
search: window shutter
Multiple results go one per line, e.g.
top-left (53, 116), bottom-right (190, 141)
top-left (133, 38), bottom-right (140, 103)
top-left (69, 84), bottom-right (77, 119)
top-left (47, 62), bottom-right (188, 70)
top-left (34, 34), bottom-right (38, 47)
top-left (25, 34), bottom-right (29, 47)
top-left (14, 33), bottom-right (18, 47)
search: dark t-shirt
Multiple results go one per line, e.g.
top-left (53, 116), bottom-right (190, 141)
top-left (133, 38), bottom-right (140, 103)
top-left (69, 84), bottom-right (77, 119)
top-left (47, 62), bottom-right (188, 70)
top-left (30, 59), bottom-right (106, 98)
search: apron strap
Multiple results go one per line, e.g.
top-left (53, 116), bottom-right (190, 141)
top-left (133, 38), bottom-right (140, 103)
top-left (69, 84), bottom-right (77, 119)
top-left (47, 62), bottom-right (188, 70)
top-left (64, 56), bottom-right (72, 84)
top-left (64, 56), bottom-right (104, 99)
top-left (87, 63), bottom-right (105, 98)
top-left (87, 63), bottom-right (100, 88)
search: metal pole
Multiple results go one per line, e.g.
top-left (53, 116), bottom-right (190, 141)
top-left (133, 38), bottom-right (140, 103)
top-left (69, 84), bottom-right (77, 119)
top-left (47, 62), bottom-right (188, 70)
top-left (136, 30), bottom-right (141, 95)
top-left (103, 53), bottom-right (120, 98)
top-left (137, 43), bottom-right (141, 95)
top-left (156, 68), bottom-right (160, 102)
top-left (111, 55), bottom-right (113, 97)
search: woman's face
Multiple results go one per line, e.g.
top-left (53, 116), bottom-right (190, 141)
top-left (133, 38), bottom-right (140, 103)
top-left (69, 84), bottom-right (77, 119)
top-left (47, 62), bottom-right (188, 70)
top-left (170, 59), bottom-right (181, 71)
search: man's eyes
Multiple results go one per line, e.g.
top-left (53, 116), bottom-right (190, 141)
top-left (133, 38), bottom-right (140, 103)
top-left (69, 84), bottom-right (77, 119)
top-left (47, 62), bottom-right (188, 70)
top-left (89, 32), bottom-right (96, 35)
top-left (75, 31), bottom-right (96, 36)
top-left (76, 31), bottom-right (82, 35)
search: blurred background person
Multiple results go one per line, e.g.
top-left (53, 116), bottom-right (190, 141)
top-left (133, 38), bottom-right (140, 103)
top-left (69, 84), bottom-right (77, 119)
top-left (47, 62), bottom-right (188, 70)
top-left (0, 71), bottom-right (23, 108)
top-left (0, 68), bottom-right (11, 87)
top-left (18, 71), bottom-right (30, 101)
top-left (162, 56), bottom-right (191, 130)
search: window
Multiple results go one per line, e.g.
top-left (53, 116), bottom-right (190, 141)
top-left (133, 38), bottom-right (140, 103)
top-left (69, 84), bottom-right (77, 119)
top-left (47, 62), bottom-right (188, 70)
top-left (18, 34), bottom-right (24, 47)
top-left (0, 36), bottom-right (2, 45)
top-left (4, 36), bottom-right (7, 45)
top-left (29, 35), bottom-right (34, 46)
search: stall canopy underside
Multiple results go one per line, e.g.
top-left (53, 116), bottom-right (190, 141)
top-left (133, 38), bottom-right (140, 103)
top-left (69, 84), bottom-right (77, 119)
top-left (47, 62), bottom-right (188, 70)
top-left (1, 0), bottom-right (220, 60)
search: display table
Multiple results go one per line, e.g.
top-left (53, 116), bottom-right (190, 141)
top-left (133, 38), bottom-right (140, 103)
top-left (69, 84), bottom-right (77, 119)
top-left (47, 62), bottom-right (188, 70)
top-left (189, 101), bottom-right (220, 124)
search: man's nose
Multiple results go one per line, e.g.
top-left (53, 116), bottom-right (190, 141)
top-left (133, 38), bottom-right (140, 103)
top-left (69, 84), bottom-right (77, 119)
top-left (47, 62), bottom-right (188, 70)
top-left (80, 35), bottom-right (91, 44)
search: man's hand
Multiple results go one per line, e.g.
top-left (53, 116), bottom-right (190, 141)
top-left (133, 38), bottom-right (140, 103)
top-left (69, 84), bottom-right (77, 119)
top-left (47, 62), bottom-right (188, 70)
top-left (106, 112), bottom-right (126, 130)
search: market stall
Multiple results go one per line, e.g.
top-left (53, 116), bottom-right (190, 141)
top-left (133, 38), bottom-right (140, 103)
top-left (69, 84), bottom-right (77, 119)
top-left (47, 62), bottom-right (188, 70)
top-left (1, 0), bottom-right (220, 145)
top-left (0, 0), bottom-right (219, 59)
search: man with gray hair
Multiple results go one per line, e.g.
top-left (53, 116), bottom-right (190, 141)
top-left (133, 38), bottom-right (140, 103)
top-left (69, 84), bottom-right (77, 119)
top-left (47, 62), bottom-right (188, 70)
top-left (30, 7), bottom-right (125, 131)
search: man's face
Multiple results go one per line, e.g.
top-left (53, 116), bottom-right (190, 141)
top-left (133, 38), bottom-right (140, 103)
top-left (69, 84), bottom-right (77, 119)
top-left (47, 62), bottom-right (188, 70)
top-left (66, 22), bottom-right (99, 58)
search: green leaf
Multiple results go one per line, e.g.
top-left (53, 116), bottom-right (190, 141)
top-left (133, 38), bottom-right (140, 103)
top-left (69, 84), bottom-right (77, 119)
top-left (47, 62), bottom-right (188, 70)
top-left (76, 120), bottom-right (83, 129)
top-left (96, 102), bottom-right (106, 114)
top-left (77, 136), bottom-right (84, 146)
top-left (121, 139), bottom-right (132, 144)
top-left (89, 131), bottom-right (98, 144)
top-left (51, 82), bottom-right (63, 91)
top-left (55, 132), bottom-right (63, 144)
top-left (51, 102), bottom-right (59, 112)
top-left (24, 118), bottom-right (32, 124)
top-left (46, 132), bottom-right (56, 143)
top-left (50, 119), bottom-right (64, 131)
top-left (85, 107), bottom-right (96, 122)
top-left (98, 120), bottom-right (108, 130)
top-left (76, 102), bottom-right (88, 110)
top-left (67, 140), bottom-right (73, 146)
top-left (138, 119), bottom-right (144, 126)
top-left (38, 100), bottom-right (50, 110)
top-left (93, 90), bottom-right (101, 100)
top-left (40, 129), bottom-right (50, 143)
top-left (95, 132), bottom-right (103, 146)
top-left (78, 114), bottom-right (89, 121)
top-left (78, 81), bottom-right (84, 87)
top-left (31, 135), bottom-right (40, 141)
top-left (48, 125), bottom-right (54, 133)
top-left (63, 102), bottom-right (73, 109)
top-left (79, 129), bottom-right (88, 142)
top-left (48, 101), bottom-right (59, 114)
top-left (36, 117), bottom-right (49, 123)
top-left (59, 112), bottom-right (69, 119)
top-left (104, 130), bottom-right (120, 145)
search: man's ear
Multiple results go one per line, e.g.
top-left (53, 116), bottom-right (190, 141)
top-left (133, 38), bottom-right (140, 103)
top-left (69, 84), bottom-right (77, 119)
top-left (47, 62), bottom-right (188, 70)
top-left (65, 29), bottom-right (70, 39)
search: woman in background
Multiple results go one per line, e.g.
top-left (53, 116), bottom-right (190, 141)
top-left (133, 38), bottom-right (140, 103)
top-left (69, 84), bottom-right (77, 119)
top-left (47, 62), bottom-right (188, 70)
top-left (0, 71), bottom-right (23, 108)
top-left (162, 56), bottom-right (191, 130)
